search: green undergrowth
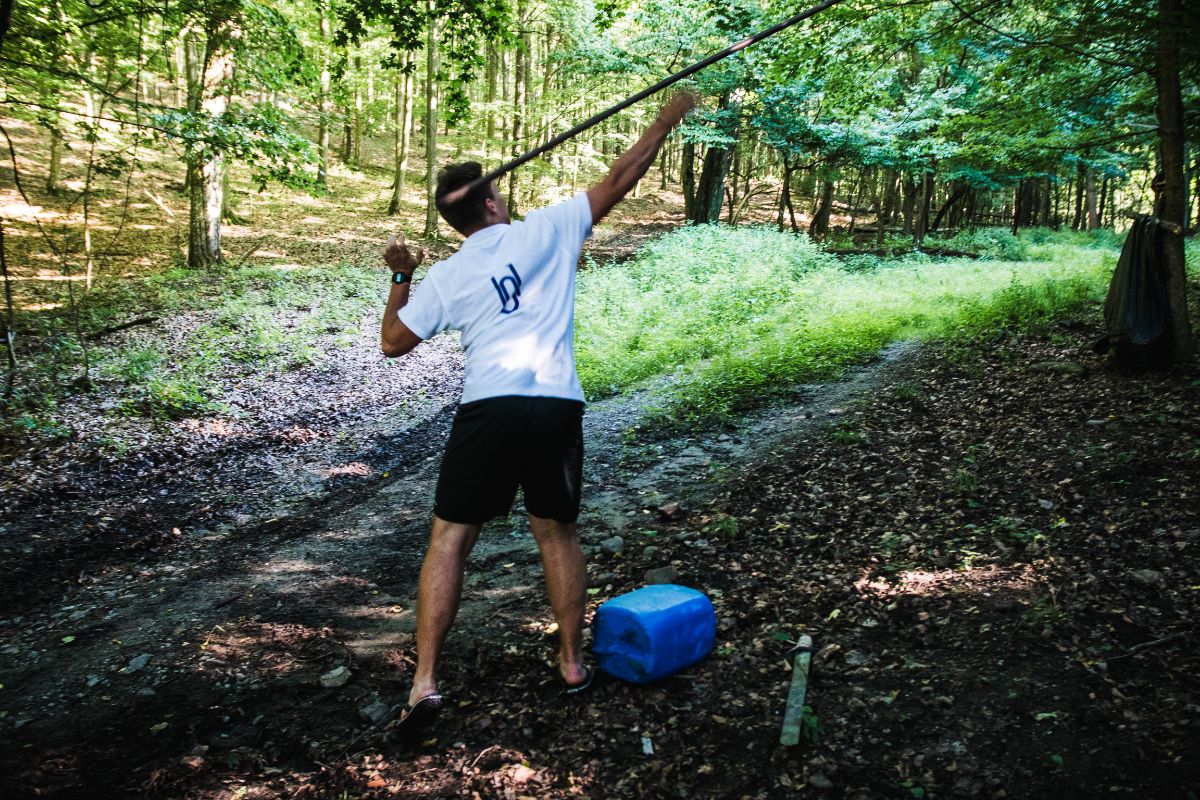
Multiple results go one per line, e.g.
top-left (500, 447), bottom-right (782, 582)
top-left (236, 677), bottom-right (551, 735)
top-left (10, 260), bottom-right (381, 422)
top-left (576, 225), bottom-right (1125, 427)
top-left (823, 225), bottom-right (1124, 263)
top-left (116, 261), bottom-right (380, 418)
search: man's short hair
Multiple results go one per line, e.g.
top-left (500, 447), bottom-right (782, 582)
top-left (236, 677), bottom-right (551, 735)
top-left (436, 162), bottom-right (492, 233)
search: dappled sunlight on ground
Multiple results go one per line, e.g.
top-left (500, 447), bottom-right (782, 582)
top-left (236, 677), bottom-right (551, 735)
top-left (180, 418), bottom-right (249, 438)
top-left (473, 584), bottom-right (539, 610)
top-left (323, 462), bottom-right (374, 477)
top-left (193, 620), bottom-right (346, 684)
top-left (854, 563), bottom-right (1041, 602)
top-left (0, 200), bottom-right (65, 222)
top-left (255, 558), bottom-right (325, 577)
top-left (6, 272), bottom-right (87, 281)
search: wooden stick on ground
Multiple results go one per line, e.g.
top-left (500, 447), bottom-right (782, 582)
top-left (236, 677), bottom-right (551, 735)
top-left (780, 634), bottom-right (814, 746)
top-left (143, 189), bottom-right (176, 219)
top-left (1106, 631), bottom-right (1186, 661)
top-left (85, 316), bottom-right (158, 340)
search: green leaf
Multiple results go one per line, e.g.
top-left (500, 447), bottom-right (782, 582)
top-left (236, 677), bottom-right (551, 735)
top-left (61, 635), bottom-right (76, 644)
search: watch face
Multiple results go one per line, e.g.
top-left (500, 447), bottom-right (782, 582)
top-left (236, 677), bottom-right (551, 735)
top-left (392, 272), bottom-right (410, 284)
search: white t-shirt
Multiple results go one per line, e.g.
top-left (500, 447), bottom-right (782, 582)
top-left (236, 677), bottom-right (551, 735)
top-left (398, 192), bottom-right (593, 405)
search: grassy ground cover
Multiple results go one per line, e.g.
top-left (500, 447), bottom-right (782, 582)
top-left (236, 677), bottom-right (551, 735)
top-left (6, 258), bottom-right (385, 424)
top-left (575, 226), bottom-right (1196, 424)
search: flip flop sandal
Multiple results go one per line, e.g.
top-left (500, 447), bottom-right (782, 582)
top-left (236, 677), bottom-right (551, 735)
top-left (563, 665), bottom-right (595, 696)
top-left (394, 694), bottom-right (445, 735)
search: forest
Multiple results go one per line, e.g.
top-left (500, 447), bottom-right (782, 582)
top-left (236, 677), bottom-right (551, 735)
top-left (1, 0), bottom-right (1199, 796)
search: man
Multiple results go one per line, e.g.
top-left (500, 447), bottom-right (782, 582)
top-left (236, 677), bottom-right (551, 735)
top-left (379, 93), bottom-right (696, 731)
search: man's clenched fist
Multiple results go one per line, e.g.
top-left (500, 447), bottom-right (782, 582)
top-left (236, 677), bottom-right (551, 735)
top-left (385, 231), bottom-right (425, 276)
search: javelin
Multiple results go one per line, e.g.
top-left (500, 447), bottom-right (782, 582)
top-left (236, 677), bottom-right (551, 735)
top-left (437, 0), bottom-right (848, 208)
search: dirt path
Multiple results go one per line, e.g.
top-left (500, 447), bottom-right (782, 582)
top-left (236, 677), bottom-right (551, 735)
top-left (0, 334), bottom-right (914, 797)
top-left (4, 323), bottom-right (1199, 799)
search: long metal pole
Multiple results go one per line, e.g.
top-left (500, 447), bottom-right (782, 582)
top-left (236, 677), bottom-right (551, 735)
top-left (438, 0), bottom-right (847, 208)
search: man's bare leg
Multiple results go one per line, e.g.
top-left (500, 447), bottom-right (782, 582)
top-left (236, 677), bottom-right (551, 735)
top-left (529, 515), bottom-right (588, 685)
top-left (408, 516), bottom-right (481, 708)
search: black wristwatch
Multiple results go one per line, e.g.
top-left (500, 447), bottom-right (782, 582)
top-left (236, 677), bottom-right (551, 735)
top-left (391, 271), bottom-right (411, 285)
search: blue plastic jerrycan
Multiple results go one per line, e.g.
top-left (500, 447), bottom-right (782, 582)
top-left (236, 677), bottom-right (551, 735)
top-left (593, 584), bottom-right (717, 684)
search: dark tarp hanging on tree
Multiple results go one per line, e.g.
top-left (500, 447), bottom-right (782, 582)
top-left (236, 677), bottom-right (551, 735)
top-left (1093, 215), bottom-right (1174, 365)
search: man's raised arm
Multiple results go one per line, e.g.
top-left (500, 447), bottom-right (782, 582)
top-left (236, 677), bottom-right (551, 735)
top-left (380, 232), bottom-right (425, 358)
top-left (587, 93), bottom-right (697, 225)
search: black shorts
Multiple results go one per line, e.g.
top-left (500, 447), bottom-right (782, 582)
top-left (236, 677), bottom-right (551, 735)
top-left (434, 396), bottom-right (584, 525)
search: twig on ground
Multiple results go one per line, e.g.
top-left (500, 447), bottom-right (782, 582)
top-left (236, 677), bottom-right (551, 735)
top-left (1107, 632), bottom-right (1186, 661)
top-left (86, 316), bottom-right (159, 340)
top-left (143, 189), bottom-right (176, 219)
top-left (231, 236), bottom-right (271, 270)
top-left (470, 745), bottom-right (501, 770)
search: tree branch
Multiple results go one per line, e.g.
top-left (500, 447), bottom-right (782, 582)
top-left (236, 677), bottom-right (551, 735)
top-left (944, 0), bottom-right (1145, 72)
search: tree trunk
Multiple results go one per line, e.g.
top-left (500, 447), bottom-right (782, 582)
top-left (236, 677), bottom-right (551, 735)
top-left (1098, 176), bottom-right (1109, 227)
top-left (880, 170), bottom-right (899, 227)
top-left (387, 56), bottom-right (414, 215)
top-left (901, 174), bottom-right (916, 235)
top-left (930, 182), bottom-right (968, 233)
top-left (173, 40), bottom-right (184, 108)
top-left (485, 46), bottom-right (497, 159)
top-left (422, 7), bottom-right (440, 238)
top-left (1185, 142), bottom-right (1195, 232)
top-left (726, 146), bottom-right (741, 222)
top-left (539, 24), bottom-right (552, 151)
top-left (46, 123), bottom-right (62, 193)
top-left (809, 179), bottom-right (835, 238)
top-left (689, 92), bottom-right (738, 225)
top-left (692, 145), bottom-right (733, 224)
top-left (1085, 168), bottom-right (1099, 229)
top-left (950, 186), bottom-right (971, 230)
top-left (508, 15), bottom-right (526, 211)
top-left (317, 3), bottom-right (330, 188)
top-left (1011, 180), bottom-right (1023, 236)
top-left (1053, 174), bottom-right (1061, 228)
top-left (915, 170), bottom-right (933, 244)
top-left (778, 158), bottom-right (794, 232)
top-left (184, 26), bottom-right (232, 269)
top-left (43, 4), bottom-right (64, 194)
top-left (521, 20), bottom-right (534, 207)
top-left (1156, 0), bottom-right (1194, 360)
top-left (681, 141), bottom-right (696, 219)
top-left (1040, 175), bottom-right (1052, 226)
top-left (353, 55), bottom-right (363, 167)
top-left (1071, 163), bottom-right (1085, 229)
top-left (388, 71), bottom-right (403, 215)
top-left (776, 170), bottom-right (786, 230)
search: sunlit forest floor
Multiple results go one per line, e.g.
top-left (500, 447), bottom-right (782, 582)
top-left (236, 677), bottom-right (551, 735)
top-left (2, 120), bottom-right (1199, 798)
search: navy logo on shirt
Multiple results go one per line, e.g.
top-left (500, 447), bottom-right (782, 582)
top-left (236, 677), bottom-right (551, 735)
top-left (491, 264), bottom-right (522, 314)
